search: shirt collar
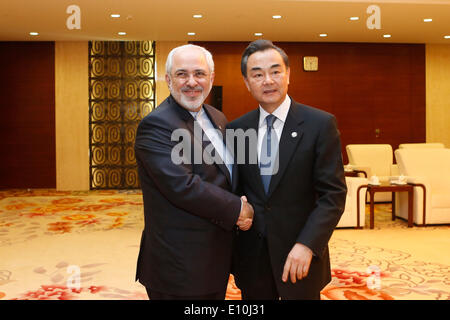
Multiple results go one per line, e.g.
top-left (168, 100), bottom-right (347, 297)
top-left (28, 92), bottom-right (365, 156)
top-left (258, 95), bottom-right (291, 128)
top-left (189, 106), bottom-right (204, 120)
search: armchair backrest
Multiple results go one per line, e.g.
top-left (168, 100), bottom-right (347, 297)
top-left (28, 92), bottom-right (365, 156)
top-left (346, 144), bottom-right (393, 176)
top-left (399, 143), bottom-right (445, 149)
top-left (395, 148), bottom-right (450, 192)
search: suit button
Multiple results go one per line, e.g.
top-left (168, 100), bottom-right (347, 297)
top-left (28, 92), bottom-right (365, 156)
top-left (265, 204), bottom-right (271, 211)
top-left (257, 232), bottom-right (263, 238)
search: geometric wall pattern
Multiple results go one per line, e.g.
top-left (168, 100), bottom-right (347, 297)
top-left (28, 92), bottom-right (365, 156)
top-left (88, 41), bottom-right (155, 189)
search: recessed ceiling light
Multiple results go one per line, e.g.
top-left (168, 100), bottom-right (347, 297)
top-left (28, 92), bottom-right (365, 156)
top-left (349, 16), bottom-right (359, 21)
top-left (29, 32), bottom-right (39, 36)
top-left (272, 15), bottom-right (282, 19)
top-left (111, 14), bottom-right (120, 18)
top-left (254, 32), bottom-right (263, 36)
top-left (444, 35), bottom-right (450, 39)
top-left (118, 32), bottom-right (126, 36)
top-left (319, 33), bottom-right (328, 37)
top-left (187, 32), bottom-right (196, 36)
top-left (193, 14), bottom-right (202, 18)
top-left (423, 18), bottom-right (433, 22)
top-left (383, 34), bottom-right (391, 38)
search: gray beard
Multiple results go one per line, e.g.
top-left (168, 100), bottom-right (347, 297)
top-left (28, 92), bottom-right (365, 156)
top-left (169, 84), bottom-right (209, 111)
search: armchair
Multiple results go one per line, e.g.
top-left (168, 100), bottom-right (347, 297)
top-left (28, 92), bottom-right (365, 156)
top-left (336, 177), bottom-right (368, 228)
top-left (346, 144), bottom-right (397, 202)
top-left (394, 148), bottom-right (450, 225)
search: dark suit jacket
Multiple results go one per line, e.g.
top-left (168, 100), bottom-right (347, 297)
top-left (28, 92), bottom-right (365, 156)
top-left (134, 95), bottom-right (241, 296)
top-left (228, 98), bottom-right (347, 299)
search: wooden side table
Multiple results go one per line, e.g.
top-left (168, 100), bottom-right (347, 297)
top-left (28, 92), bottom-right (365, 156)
top-left (357, 183), bottom-right (414, 229)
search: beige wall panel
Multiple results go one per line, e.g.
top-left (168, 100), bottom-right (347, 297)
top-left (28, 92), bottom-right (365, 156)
top-left (426, 44), bottom-right (450, 148)
top-left (55, 42), bottom-right (89, 191)
top-left (155, 41), bottom-right (187, 106)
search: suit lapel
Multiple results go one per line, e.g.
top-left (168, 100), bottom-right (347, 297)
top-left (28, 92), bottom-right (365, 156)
top-left (203, 105), bottom-right (232, 185)
top-left (266, 102), bottom-right (305, 198)
top-left (241, 109), bottom-right (267, 197)
top-left (171, 98), bottom-right (232, 185)
top-left (170, 95), bottom-right (195, 132)
top-left (169, 97), bottom-right (202, 173)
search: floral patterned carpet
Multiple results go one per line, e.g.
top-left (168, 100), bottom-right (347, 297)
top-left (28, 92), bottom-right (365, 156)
top-left (0, 189), bottom-right (449, 300)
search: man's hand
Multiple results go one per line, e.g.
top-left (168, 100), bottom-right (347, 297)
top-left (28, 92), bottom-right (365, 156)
top-left (236, 196), bottom-right (254, 231)
top-left (282, 243), bottom-right (313, 283)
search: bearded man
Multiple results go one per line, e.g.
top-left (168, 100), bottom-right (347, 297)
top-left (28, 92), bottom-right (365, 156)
top-left (134, 44), bottom-right (254, 300)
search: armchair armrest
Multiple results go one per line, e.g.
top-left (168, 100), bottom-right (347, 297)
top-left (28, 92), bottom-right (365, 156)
top-left (406, 176), bottom-right (428, 185)
top-left (349, 165), bottom-right (372, 178)
top-left (399, 176), bottom-right (431, 225)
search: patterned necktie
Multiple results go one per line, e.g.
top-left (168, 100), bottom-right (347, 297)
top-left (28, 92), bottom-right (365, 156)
top-left (260, 114), bottom-right (278, 194)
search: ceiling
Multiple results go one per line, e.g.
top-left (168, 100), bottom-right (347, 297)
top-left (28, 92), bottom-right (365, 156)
top-left (0, 0), bottom-right (449, 43)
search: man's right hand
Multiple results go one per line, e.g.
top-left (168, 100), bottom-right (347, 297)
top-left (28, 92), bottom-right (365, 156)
top-left (236, 196), bottom-right (254, 231)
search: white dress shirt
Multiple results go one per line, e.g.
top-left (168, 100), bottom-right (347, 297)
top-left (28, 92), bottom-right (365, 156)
top-left (257, 95), bottom-right (291, 163)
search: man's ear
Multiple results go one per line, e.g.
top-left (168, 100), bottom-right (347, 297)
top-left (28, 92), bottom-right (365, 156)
top-left (286, 67), bottom-right (291, 85)
top-left (165, 74), bottom-right (171, 87)
top-left (210, 71), bottom-right (215, 85)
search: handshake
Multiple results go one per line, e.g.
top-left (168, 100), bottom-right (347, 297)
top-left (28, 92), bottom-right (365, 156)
top-left (236, 196), bottom-right (254, 231)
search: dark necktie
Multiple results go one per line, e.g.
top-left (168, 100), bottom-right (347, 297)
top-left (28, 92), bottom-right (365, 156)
top-left (260, 114), bottom-right (278, 194)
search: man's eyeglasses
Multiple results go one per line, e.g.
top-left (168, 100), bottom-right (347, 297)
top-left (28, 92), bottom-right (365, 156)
top-left (173, 70), bottom-right (209, 81)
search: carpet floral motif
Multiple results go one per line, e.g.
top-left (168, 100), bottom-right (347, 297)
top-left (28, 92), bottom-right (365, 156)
top-left (0, 190), bottom-right (144, 247)
top-left (6, 260), bottom-right (147, 300)
top-left (326, 238), bottom-right (450, 300)
top-left (1, 190), bottom-right (449, 300)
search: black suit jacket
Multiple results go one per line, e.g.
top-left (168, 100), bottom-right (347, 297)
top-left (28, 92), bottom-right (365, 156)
top-left (134, 95), bottom-right (241, 296)
top-left (228, 98), bottom-right (347, 298)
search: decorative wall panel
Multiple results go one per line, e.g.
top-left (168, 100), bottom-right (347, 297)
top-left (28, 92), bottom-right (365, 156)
top-left (89, 41), bottom-right (155, 189)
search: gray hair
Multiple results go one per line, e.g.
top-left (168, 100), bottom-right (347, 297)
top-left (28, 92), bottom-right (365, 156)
top-left (165, 44), bottom-right (215, 75)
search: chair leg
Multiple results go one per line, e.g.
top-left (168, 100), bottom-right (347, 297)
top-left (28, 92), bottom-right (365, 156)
top-left (392, 192), bottom-right (396, 221)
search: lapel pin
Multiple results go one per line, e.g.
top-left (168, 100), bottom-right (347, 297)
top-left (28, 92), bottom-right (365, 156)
top-left (291, 132), bottom-right (297, 138)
